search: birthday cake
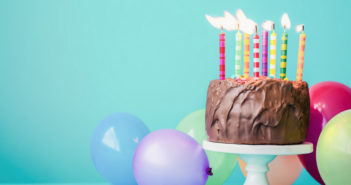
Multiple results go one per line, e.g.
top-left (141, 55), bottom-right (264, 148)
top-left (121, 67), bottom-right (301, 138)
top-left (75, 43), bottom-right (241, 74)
top-left (205, 10), bottom-right (310, 145)
top-left (205, 77), bottom-right (310, 145)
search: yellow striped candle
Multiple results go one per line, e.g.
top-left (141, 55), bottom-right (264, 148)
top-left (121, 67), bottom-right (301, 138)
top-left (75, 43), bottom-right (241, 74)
top-left (269, 27), bottom-right (277, 78)
top-left (244, 33), bottom-right (250, 78)
top-left (296, 26), bottom-right (306, 82)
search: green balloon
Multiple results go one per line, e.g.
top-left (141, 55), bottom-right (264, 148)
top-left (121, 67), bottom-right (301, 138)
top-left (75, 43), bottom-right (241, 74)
top-left (176, 109), bottom-right (237, 185)
top-left (317, 109), bottom-right (351, 185)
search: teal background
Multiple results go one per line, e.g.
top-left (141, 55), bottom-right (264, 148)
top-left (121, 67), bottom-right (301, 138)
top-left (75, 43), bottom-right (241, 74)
top-left (0, 0), bottom-right (350, 184)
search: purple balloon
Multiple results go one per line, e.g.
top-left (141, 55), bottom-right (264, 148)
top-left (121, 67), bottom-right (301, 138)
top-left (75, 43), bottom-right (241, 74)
top-left (298, 81), bottom-right (351, 185)
top-left (133, 129), bottom-right (210, 185)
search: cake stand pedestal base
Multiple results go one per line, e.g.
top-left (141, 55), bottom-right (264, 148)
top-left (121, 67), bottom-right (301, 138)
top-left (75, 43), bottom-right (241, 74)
top-left (203, 140), bottom-right (313, 185)
top-left (239, 154), bottom-right (275, 185)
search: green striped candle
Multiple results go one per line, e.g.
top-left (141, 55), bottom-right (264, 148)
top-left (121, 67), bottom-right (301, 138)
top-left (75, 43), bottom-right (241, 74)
top-left (235, 29), bottom-right (242, 78)
top-left (280, 31), bottom-right (288, 79)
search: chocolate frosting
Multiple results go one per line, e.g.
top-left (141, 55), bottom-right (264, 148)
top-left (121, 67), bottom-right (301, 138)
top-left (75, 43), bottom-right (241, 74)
top-left (205, 77), bottom-right (310, 144)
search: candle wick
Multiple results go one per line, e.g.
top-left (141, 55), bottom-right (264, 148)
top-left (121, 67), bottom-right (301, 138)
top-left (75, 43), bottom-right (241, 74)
top-left (221, 26), bottom-right (223, 33)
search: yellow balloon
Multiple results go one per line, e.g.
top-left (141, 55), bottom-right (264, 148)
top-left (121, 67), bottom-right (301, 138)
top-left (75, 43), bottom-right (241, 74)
top-left (317, 109), bottom-right (351, 185)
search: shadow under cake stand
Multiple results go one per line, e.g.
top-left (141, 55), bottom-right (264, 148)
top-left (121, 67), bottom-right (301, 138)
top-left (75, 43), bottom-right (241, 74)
top-left (203, 140), bottom-right (313, 185)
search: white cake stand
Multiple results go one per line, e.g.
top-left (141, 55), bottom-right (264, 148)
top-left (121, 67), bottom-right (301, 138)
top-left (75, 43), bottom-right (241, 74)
top-left (203, 140), bottom-right (313, 185)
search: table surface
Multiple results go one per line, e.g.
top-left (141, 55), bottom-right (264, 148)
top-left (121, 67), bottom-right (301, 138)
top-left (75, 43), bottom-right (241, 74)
top-left (203, 140), bottom-right (313, 155)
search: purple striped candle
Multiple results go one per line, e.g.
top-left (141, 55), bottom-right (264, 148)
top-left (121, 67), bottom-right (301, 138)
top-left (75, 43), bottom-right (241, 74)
top-left (219, 33), bottom-right (225, 80)
top-left (262, 30), bottom-right (268, 76)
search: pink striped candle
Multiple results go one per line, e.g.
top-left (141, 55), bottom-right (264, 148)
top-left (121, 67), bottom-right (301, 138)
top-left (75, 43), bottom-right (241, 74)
top-left (219, 32), bottom-right (225, 80)
top-left (262, 30), bottom-right (268, 76)
top-left (253, 28), bottom-right (260, 78)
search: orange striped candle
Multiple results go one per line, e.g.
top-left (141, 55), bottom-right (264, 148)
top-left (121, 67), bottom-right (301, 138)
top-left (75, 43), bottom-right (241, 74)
top-left (244, 33), bottom-right (250, 78)
top-left (296, 25), bottom-right (306, 82)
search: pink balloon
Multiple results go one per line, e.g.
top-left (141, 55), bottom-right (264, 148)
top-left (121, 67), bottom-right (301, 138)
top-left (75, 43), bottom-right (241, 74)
top-left (238, 155), bottom-right (303, 185)
top-left (298, 81), bottom-right (351, 185)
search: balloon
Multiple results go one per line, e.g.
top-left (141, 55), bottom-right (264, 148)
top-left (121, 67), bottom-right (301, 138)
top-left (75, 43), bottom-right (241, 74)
top-left (298, 81), bottom-right (351, 184)
top-left (317, 109), bottom-right (351, 185)
top-left (90, 113), bottom-right (150, 185)
top-left (238, 155), bottom-right (303, 185)
top-left (176, 109), bottom-right (237, 185)
top-left (133, 129), bottom-right (210, 185)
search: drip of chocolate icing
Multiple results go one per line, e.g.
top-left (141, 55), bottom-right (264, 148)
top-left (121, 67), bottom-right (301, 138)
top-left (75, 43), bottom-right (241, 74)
top-left (205, 77), bottom-right (310, 145)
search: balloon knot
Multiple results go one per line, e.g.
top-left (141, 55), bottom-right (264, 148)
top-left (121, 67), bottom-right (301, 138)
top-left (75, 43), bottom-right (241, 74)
top-left (207, 168), bottom-right (213, 176)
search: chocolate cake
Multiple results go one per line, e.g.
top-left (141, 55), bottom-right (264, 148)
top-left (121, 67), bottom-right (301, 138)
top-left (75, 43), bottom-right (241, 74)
top-left (205, 77), bottom-right (310, 145)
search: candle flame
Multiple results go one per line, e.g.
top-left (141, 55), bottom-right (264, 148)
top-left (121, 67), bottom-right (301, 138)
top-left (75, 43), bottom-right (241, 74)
top-left (281, 13), bottom-right (291, 30)
top-left (205, 14), bottom-right (225, 30)
top-left (223, 11), bottom-right (238, 31)
top-left (241, 18), bottom-right (256, 35)
top-left (262, 20), bottom-right (274, 31)
top-left (236, 9), bottom-right (247, 23)
top-left (235, 9), bottom-right (256, 34)
top-left (296, 24), bottom-right (304, 33)
top-left (205, 9), bottom-right (257, 34)
top-left (205, 12), bottom-right (238, 31)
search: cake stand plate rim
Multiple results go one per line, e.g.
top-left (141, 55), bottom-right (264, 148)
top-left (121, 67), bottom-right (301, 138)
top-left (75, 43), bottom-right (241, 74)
top-left (202, 140), bottom-right (313, 155)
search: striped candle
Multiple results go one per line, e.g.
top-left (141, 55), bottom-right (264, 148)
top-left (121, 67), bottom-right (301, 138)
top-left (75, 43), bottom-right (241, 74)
top-left (219, 33), bottom-right (225, 80)
top-left (296, 30), bottom-right (306, 82)
top-left (262, 30), bottom-right (268, 76)
top-left (280, 31), bottom-right (288, 79)
top-left (235, 29), bottom-right (242, 78)
top-left (243, 33), bottom-right (250, 78)
top-left (269, 29), bottom-right (277, 78)
top-left (253, 31), bottom-right (260, 78)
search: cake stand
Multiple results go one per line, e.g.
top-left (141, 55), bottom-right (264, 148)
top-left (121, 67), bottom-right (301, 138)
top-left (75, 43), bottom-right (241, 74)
top-left (203, 140), bottom-right (313, 185)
